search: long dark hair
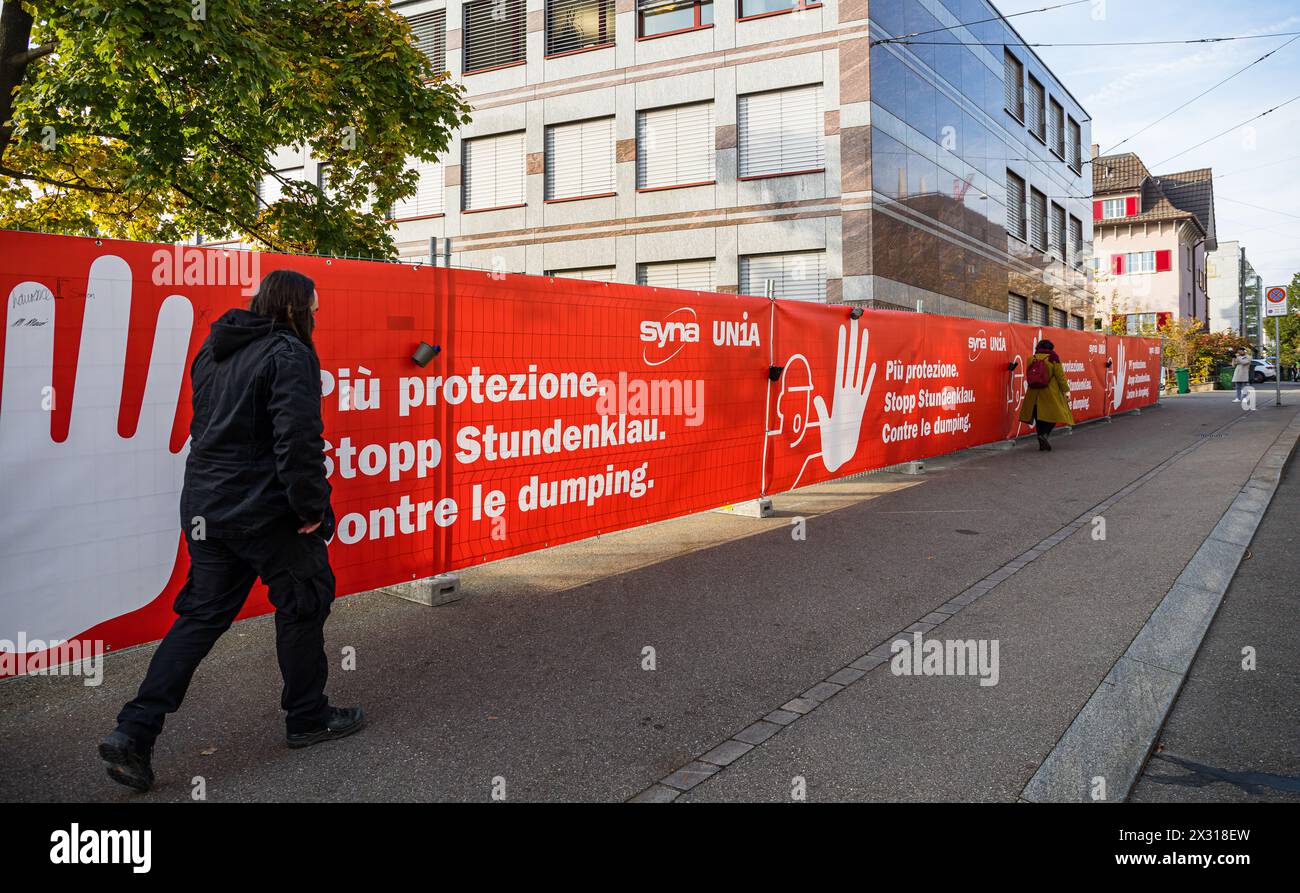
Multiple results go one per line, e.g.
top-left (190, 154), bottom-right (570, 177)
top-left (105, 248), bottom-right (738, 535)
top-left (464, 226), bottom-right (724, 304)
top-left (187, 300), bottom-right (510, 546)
top-left (249, 270), bottom-right (316, 352)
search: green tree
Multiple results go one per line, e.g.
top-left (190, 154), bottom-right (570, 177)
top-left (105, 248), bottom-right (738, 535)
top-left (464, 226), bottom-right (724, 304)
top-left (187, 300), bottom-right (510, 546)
top-left (0, 0), bottom-right (469, 256)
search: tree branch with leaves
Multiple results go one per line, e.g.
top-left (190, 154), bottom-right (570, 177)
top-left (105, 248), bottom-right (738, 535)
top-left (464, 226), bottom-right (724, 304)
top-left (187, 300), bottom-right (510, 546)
top-left (0, 0), bottom-right (470, 257)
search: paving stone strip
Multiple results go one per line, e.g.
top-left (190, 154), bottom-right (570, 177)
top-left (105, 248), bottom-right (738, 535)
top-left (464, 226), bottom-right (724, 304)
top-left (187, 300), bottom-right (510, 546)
top-left (628, 409), bottom-right (1253, 803)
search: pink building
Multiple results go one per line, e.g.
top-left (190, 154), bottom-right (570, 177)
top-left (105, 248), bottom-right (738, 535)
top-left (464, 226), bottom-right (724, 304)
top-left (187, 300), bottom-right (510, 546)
top-left (1090, 151), bottom-right (1216, 332)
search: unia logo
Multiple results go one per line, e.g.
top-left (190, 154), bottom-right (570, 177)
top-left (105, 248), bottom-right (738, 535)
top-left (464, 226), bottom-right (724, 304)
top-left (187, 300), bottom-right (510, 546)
top-left (640, 307), bottom-right (699, 366)
top-left (711, 311), bottom-right (761, 348)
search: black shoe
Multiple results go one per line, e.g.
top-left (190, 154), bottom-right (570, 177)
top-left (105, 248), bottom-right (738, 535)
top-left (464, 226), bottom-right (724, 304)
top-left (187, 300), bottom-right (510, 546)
top-left (286, 706), bottom-right (365, 749)
top-left (99, 730), bottom-right (155, 793)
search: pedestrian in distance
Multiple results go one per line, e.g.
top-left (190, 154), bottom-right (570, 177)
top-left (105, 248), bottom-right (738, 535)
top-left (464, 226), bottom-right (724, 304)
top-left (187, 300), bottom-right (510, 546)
top-left (1231, 348), bottom-right (1252, 402)
top-left (100, 269), bottom-right (363, 793)
top-left (1018, 339), bottom-right (1074, 451)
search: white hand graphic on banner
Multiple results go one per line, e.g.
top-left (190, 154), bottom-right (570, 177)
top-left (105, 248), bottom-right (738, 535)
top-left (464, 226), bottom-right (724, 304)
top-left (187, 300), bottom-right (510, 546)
top-left (812, 323), bottom-right (876, 473)
top-left (0, 256), bottom-right (193, 649)
top-left (1112, 341), bottom-right (1126, 410)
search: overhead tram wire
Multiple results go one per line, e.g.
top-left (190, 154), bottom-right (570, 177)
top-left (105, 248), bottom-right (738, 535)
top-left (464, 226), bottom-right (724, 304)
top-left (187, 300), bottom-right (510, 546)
top-left (1152, 92), bottom-right (1300, 167)
top-left (1100, 32), bottom-right (1300, 155)
top-left (869, 0), bottom-right (1093, 47)
top-left (890, 32), bottom-right (1300, 47)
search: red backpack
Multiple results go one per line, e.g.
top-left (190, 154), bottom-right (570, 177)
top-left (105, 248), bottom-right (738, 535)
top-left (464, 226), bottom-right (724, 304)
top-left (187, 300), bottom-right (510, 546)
top-left (1026, 355), bottom-right (1051, 389)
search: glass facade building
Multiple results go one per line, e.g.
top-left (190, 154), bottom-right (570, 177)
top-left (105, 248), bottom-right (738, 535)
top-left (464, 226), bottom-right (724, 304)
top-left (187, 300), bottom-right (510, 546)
top-left (866, 0), bottom-right (1093, 323)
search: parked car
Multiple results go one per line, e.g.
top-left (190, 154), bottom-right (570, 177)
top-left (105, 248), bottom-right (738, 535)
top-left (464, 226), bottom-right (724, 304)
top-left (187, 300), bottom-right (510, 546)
top-left (1250, 359), bottom-right (1276, 383)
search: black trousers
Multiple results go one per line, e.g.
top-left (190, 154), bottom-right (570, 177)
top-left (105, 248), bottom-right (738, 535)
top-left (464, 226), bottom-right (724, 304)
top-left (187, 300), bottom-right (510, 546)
top-left (116, 522), bottom-right (336, 745)
top-left (1036, 420), bottom-right (1056, 437)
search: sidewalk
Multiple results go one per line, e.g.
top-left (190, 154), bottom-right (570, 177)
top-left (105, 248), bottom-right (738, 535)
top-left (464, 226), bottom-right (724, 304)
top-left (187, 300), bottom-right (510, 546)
top-left (1130, 445), bottom-right (1300, 803)
top-left (1, 390), bottom-right (1296, 802)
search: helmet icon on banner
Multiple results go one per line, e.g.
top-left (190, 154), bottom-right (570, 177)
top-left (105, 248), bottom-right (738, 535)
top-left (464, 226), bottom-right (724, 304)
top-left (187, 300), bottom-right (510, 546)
top-left (775, 354), bottom-right (814, 448)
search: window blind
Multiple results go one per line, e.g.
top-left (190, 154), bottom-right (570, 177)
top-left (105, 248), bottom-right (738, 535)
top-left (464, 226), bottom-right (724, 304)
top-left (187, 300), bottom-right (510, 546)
top-left (464, 0), bottom-right (527, 73)
top-left (464, 131), bottom-right (527, 210)
top-left (636, 259), bottom-right (716, 291)
top-left (545, 117), bottom-right (615, 200)
top-left (637, 102), bottom-right (715, 189)
top-left (546, 0), bottom-right (615, 56)
top-left (740, 251), bottom-right (827, 301)
top-left (738, 84), bottom-right (825, 178)
top-left (406, 10), bottom-right (446, 69)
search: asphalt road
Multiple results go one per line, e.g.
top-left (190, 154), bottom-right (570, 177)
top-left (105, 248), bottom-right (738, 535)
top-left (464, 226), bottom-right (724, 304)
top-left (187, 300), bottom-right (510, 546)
top-left (1, 388), bottom-right (1297, 802)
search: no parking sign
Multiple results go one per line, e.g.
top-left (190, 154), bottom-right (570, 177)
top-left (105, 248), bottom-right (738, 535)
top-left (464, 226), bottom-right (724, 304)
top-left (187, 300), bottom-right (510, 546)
top-left (1265, 286), bottom-right (1289, 317)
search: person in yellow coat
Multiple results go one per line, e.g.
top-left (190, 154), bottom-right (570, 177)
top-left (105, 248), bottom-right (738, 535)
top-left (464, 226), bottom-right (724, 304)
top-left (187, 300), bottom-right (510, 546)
top-left (1018, 338), bottom-right (1074, 451)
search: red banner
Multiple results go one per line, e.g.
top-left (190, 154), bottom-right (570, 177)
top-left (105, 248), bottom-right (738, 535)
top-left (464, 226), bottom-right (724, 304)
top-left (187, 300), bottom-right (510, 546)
top-left (0, 232), bottom-right (1160, 667)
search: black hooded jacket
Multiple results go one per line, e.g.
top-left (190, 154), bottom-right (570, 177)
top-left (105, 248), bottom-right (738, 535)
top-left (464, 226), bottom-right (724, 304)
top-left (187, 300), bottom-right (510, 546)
top-left (180, 308), bottom-right (333, 540)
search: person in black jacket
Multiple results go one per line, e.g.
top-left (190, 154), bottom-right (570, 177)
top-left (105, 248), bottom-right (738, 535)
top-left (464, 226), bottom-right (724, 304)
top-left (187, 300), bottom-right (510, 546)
top-left (100, 270), bottom-right (363, 793)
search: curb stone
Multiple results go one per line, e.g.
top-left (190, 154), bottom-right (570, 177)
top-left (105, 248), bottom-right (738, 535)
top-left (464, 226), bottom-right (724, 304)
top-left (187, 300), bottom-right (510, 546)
top-left (1020, 410), bottom-right (1300, 803)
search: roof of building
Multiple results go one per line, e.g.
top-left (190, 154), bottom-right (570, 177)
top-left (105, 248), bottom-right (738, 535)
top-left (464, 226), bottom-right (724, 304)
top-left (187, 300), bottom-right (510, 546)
top-left (1093, 153), bottom-right (1151, 193)
top-left (1092, 152), bottom-right (1216, 250)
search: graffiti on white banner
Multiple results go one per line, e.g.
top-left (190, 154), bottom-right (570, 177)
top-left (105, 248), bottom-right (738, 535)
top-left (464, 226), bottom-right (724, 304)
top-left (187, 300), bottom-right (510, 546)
top-left (0, 635), bottom-right (103, 685)
top-left (50, 825), bottom-right (151, 874)
top-left (890, 632), bottom-right (999, 686)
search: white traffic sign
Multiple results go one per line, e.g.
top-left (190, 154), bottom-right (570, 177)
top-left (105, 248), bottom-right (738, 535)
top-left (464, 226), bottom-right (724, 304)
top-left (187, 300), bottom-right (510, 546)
top-left (1264, 285), bottom-right (1289, 317)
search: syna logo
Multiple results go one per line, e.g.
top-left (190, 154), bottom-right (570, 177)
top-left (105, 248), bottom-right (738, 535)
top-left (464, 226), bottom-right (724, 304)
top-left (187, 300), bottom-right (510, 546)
top-left (639, 307), bottom-right (700, 366)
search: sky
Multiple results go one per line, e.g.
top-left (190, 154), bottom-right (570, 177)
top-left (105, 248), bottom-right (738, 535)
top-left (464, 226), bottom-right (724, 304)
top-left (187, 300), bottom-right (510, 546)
top-left (998, 0), bottom-right (1300, 288)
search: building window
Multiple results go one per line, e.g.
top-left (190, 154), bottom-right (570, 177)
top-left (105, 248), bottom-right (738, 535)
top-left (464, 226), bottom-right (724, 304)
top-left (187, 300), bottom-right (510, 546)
top-left (546, 0), bottom-right (615, 56)
top-left (1070, 314), bottom-right (1084, 330)
top-left (317, 163), bottom-right (376, 212)
top-left (545, 117), bottom-right (615, 201)
top-left (406, 10), bottom-right (447, 70)
top-left (637, 259), bottom-right (716, 291)
top-left (637, 102), bottom-right (715, 190)
top-left (739, 0), bottom-right (821, 19)
top-left (464, 131), bottom-right (527, 211)
top-left (1027, 75), bottom-right (1046, 142)
top-left (464, 0), bottom-right (527, 74)
top-left (548, 266), bottom-right (616, 281)
top-left (1029, 187), bottom-right (1047, 250)
top-left (1050, 202), bottom-right (1066, 259)
top-left (1068, 215), bottom-right (1083, 268)
top-left (1008, 293), bottom-right (1028, 323)
top-left (738, 84), bottom-right (825, 179)
top-left (1003, 50), bottom-right (1024, 121)
top-left (1051, 307), bottom-right (1067, 328)
top-left (638, 0), bottom-right (713, 37)
top-left (1006, 170), bottom-right (1026, 240)
top-left (1125, 251), bottom-right (1156, 273)
top-left (1068, 117), bottom-right (1082, 173)
top-left (1102, 198), bottom-right (1127, 219)
top-left (1049, 98), bottom-right (1065, 158)
top-left (316, 163), bottom-right (338, 201)
top-left (1030, 301), bottom-right (1049, 326)
top-left (740, 251), bottom-right (827, 301)
top-left (257, 166), bottom-right (303, 206)
top-left (1125, 312), bottom-right (1157, 334)
top-left (390, 157), bottom-right (446, 219)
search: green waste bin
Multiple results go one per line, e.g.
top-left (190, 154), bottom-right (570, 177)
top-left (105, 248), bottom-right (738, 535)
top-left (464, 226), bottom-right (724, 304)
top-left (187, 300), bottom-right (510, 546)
top-left (1175, 367), bottom-right (1190, 394)
top-left (1218, 368), bottom-right (1233, 390)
